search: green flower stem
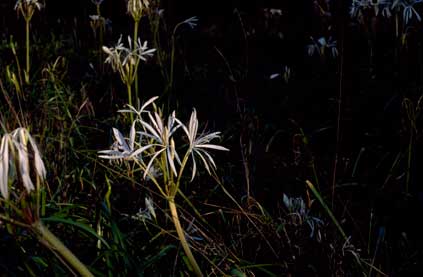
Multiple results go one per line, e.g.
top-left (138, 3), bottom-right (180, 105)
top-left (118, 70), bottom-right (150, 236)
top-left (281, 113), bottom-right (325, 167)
top-left (96, 4), bottom-right (104, 73)
top-left (174, 151), bottom-right (191, 196)
top-left (168, 199), bottom-right (203, 277)
top-left (32, 220), bottom-right (94, 277)
top-left (126, 83), bottom-right (134, 122)
top-left (25, 19), bottom-right (30, 84)
top-left (133, 19), bottom-right (140, 101)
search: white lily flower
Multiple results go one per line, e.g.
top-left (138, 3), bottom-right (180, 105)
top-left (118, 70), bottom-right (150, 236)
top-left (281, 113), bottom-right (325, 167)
top-left (98, 125), bottom-right (154, 161)
top-left (99, 96), bottom-right (229, 185)
top-left (138, 110), bottom-right (181, 178)
top-left (179, 109), bottom-right (229, 181)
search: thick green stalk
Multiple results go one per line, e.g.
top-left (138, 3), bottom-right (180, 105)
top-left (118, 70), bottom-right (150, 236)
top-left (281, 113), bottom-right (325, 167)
top-left (32, 220), bottom-right (94, 277)
top-left (25, 19), bottom-right (30, 84)
top-left (168, 199), bottom-right (203, 276)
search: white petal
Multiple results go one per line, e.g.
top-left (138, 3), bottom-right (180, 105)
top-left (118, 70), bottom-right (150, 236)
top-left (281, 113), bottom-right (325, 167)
top-left (0, 135), bottom-right (10, 199)
top-left (140, 96), bottom-right (159, 113)
top-left (143, 148), bottom-right (165, 179)
top-left (112, 128), bottom-right (130, 151)
top-left (195, 144), bottom-right (229, 151)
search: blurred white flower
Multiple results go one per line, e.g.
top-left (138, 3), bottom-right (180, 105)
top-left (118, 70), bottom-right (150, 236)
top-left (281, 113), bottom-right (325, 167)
top-left (393, 0), bottom-right (423, 24)
top-left (14, 0), bottom-right (43, 20)
top-left (307, 36), bottom-right (338, 58)
top-left (14, 0), bottom-right (42, 11)
top-left (350, 0), bottom-right (391, 18)
top-left (283, 194), bottom-right (323, 239)
top-left (89, 15), bottom-right (100, 21)
top-left (183, 16), bottom-right (199, 29)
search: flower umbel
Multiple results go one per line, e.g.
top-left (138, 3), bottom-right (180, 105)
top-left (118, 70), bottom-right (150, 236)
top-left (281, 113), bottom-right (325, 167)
top-left (127, 0), bottom-right (150, 21)
top-left (15, 0), bottom-right (43, 21)
top-left (103, 36), bottom-right (156, 86)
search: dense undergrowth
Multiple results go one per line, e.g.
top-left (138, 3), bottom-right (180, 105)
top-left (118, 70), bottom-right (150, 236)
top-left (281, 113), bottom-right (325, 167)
top-left (1, 0), bottom-right (423, 276)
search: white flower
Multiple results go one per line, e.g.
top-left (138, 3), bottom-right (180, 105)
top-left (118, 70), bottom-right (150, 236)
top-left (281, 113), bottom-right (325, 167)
top-left (183, 16), bottom-right (199, 29)
top-left (14, 0), bottom-right (43, 21)
top-left (127, 0), bottom-right (150, 21)
top-left (103, 36), bottom-right (156, 85)
top-left (179, 109), bottom-right (229, 181)
top-left (99, 97), bottom-right (229, 183)
top-left (392, 0), bottom-right (422, 24)
top-left (138, 110), bottom-right (181, 178)
top-left (307, 36), bottom-right (337, 58)
top-left (89, 15), bottom-right (100, 21)
top-left (98, 124), bottom-right (154, 161)
top-left (0, 128), bottom-right (46, 199)
top-left (282, 194), bottom-right (323, 239)
top-left (14, 0), bottom-right (42, 11)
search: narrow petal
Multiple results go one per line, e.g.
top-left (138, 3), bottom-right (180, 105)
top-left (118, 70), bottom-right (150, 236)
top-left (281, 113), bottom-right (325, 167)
top-left (195, 144), bottom-right (229, 151)
top-left (190, 153), bottom-right (197, 182)
top-left (129, 120), bottom-right (136, 151)
top-left (140, 96), bottom-right (159, 113)
top-left (112, 128), bottom-right (130, 152)
top-left (140, 119), bottom-right (162, 143)
top-left (27, 134), bottom-right (46, 180)
top-left (14, 141), bottom-right (35, 192)
top-left (193, 148), bottom-right (211, 175)
top-left (167, 139), bottom-right (178, 176)
top-left (129, 144), bottom-right (156, 158)
top-left (0, 135), bottom-right (10, 199)
top-left (198, 148), bottom-right (217, 170)
top-left (143, 148), bottom-right (165, 179)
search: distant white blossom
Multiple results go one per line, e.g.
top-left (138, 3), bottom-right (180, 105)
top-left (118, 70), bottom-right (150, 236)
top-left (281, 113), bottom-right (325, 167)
top-left (102, 36), bottom-right (156, 85)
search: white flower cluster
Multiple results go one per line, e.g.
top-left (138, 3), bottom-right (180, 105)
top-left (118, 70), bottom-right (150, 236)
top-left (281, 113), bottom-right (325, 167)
top-left (350, 0), bottom-right (422, 24)
top-left (102, 36), bottom-right (156, 85)
top-left (99, 96), bottom-right (229, 182)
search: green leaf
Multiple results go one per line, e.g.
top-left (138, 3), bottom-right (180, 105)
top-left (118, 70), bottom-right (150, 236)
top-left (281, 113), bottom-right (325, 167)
top-left (42, 216), bottom-right (111, 249)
